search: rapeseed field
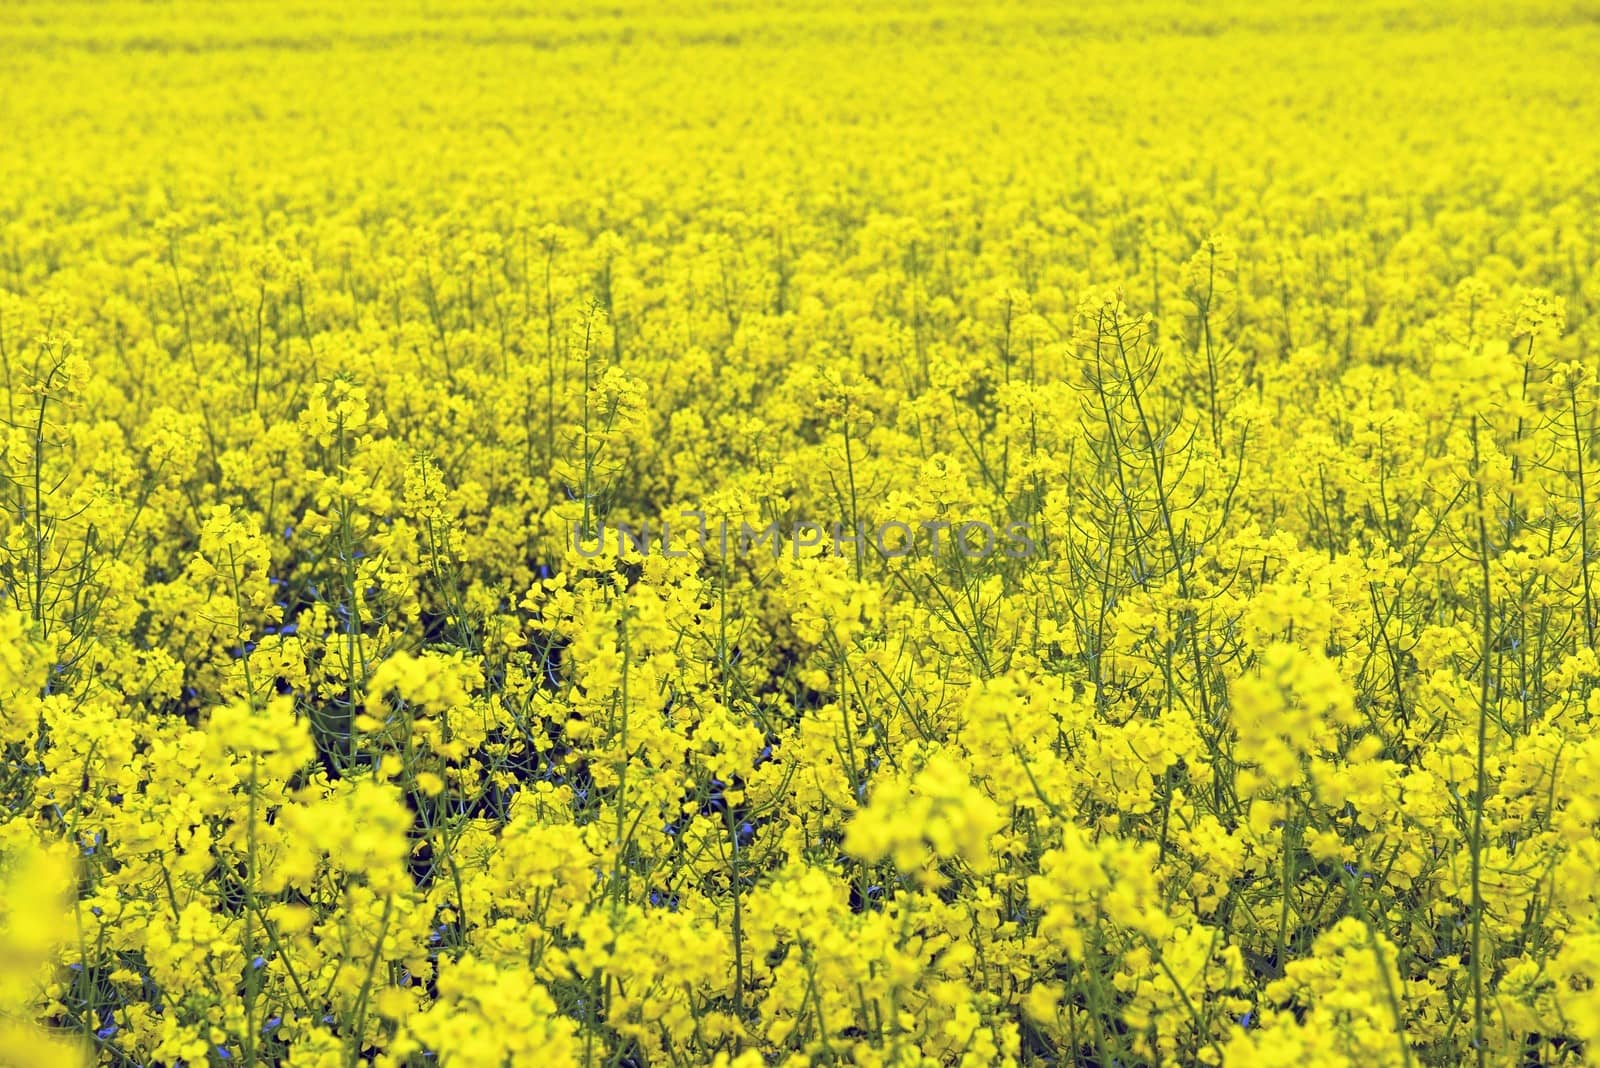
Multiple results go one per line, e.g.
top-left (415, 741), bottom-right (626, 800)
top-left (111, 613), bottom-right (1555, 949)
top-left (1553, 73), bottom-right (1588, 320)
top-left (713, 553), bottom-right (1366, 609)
top-left (2, 1), bottom-right (1599, 1065)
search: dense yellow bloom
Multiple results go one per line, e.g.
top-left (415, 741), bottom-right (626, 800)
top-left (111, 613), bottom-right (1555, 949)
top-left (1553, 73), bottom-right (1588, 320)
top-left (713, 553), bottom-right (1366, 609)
top-left (844, 750), bottom-right (1006, 888)
top-left (0, 841), bottom-right (86, 1067)
top-left (1, 0), bottom-right (1598, 1064)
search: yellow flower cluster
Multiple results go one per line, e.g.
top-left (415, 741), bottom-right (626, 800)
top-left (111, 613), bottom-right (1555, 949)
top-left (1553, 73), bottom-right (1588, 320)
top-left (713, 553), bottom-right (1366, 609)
top-left (2, 0), bottom-right (1599, 1065)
